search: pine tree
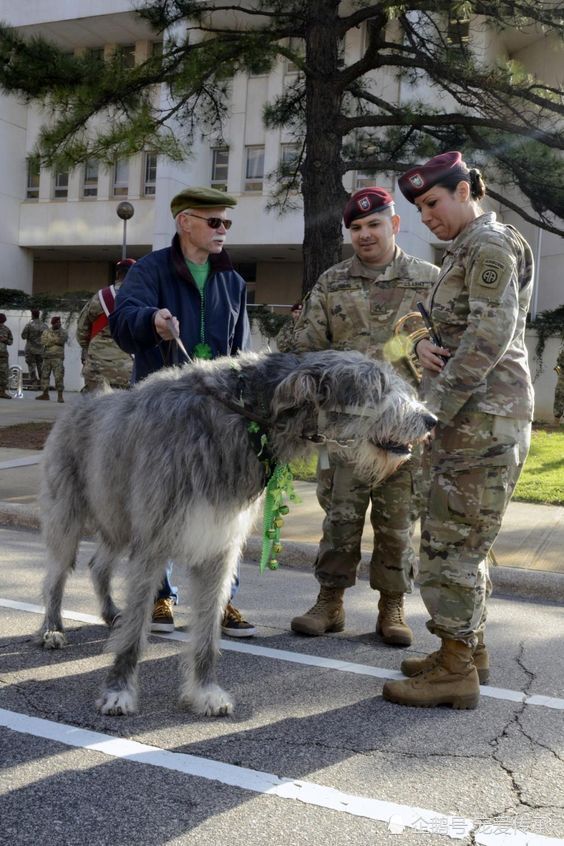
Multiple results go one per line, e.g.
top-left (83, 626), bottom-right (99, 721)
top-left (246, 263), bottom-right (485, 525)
top-left (1, 1), bottom-right (563, 291)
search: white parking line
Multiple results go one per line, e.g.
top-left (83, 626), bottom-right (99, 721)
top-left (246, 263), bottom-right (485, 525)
top-left (2, 597), bottom-right (564, 711)
top-left (1, 707), bottom-right (562, 845)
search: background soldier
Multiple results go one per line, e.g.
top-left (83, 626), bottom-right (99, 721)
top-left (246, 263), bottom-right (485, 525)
top-left (21, 308), bottom-right (48, 389)
top-left (36, 316), bottom-right (68, 403)
top-left (275, 301), bottom-right (303, 352)
top-left (279, 187), bottom-right (439, 645)
top-left (0, 313), bottom-right (14, 400)
top-left (76, 259), bottom-right (136, 391)
top-left (553, 345), bottom-right (564, 425)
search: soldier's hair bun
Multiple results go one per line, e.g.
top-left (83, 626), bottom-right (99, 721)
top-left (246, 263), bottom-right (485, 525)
top-left (468, 168), bottom-right (486, 200)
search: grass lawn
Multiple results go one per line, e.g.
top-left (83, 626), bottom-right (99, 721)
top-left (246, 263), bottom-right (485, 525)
top-left (513, 426), bottom-right (564, 506)
top-left (291, 426), bottom-right (564, 507)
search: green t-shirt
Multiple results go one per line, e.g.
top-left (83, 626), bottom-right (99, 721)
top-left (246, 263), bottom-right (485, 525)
top-left (186, 258), bottom-right (210, 294)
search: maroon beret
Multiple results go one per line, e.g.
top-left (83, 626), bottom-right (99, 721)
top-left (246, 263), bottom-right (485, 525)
top-left (51, 316), bottom-right (61, 325)
top-left (116, 258), bottom-right (136, 268)
top-left (343, 187), bottom-right (394, 228)
top-left (398, 151), bottom-right (468, 204)
top-left (0, 313), bottom-right (6, 323)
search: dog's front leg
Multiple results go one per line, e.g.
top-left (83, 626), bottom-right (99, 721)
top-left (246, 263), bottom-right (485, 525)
top-left (179, 555), bottom-right (235, 717)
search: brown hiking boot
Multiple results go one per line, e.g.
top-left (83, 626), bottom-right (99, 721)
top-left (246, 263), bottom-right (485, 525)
top-left (35, 390), bottom-right (50, 401)
top-left (383, 639), bottom-right (480, 709)
top-left (401, 639), bottom-right (490, 684)
top-left (57, 391), bottom-right (64, 403)
top-left (291, 586), bottom-right (345, 636)
top-left (0, 392), bottom-right (11, 400)
top-left (376, 591), bottom-right (413, 646)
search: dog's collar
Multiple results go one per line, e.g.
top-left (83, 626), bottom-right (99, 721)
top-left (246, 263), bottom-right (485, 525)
top-left (303, 399), bottom-right (393, 448)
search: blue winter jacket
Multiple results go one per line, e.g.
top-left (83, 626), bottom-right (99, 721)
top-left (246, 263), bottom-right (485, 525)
top-left (110, 234), bottom-right (251, 382)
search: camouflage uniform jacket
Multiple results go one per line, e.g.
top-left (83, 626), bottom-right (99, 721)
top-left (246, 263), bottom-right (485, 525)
top-left (0, 324), bottom-right (13, 355)
top-left (41, 327), bottom-right (68, 359)
top-left (21, 318), bottom-right (48, 354)
top-left (76, 287), bottom-right (133, 375)
top-left (280, 247), bottom-right (440, 388)
top-left (423, 212), bottom-right (534, 425)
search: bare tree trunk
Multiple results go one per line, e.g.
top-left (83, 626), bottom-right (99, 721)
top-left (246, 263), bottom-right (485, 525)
top-left (301, 0), bottom-right (347, 295)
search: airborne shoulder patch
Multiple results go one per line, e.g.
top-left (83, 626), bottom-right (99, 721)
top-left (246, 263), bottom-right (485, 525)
top-left (468, 246), bottom-right (515, 296)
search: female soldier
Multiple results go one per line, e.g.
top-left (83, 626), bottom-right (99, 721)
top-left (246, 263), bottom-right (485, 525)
top-left (383, 151), bottom-right (534, 709)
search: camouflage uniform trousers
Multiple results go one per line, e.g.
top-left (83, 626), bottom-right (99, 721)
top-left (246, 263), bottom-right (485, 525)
top-left (41, 356), bottom-right (65, 392)
top-left (82, 358), bottom-right (132, 391)
top-left (419, 411), bottom-right (531, 648)
top-left (25, 352), bottom-right (43, 383)
top-left (0, 352), bottom-right (8, 392)
top-left (314, 445), bottom-right (423, 594)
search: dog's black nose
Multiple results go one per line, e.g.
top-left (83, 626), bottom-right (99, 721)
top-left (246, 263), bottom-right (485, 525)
top-left (424, 413), bottom-right (437, 431)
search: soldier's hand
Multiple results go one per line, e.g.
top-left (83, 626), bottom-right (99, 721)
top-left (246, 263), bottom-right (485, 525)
top-left (153, 309), bottom-right (179, 341)
top-left (416, 338), bottom-right (450, 373)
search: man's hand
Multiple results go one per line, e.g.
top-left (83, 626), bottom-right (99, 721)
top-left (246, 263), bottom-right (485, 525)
top-left (153, 309), bottom-right (179, 340)
top-left (416, 338), bottom-right (451, 373)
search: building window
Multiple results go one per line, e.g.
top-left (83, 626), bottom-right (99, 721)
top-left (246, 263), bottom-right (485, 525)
top-left (244, 146), bottom-right (265, 192)
top-left (280, 143), bottom-right (300, 170)
top-left (143, 152), bottom-right (157, 195)
top-left (117, 44), bottom-right (136, 68)
top-left (26, 157), bottom-right (40, 199)
top-left (284, 37), bottom-right (304, 74)
top-left (353, 170), bottom-right (376, 190)
top-left (211, 147), bottom-right (229, 191)
top-left (83, 159), bottom-right (99, 197)
top-left (447, 15), bottom-right (470, 46)
top-left (86, 47), bottom-right (105, 64)
top-left (113, 158), bottom-right (129, 197)
top-left (53, 169), bottom-right (69, 199)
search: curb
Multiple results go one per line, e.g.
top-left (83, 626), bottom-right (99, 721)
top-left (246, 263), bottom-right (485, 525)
top-left (3, 503), bottom-right (564, 604)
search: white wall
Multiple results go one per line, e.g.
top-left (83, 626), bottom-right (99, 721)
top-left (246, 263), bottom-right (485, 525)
top-left (4, 309), bottom-right (559, 419)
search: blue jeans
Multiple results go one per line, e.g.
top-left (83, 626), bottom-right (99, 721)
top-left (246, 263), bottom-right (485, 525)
top-left (156, 562), bottom-right (239, 603)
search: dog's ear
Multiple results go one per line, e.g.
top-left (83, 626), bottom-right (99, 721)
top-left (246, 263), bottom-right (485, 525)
top-left (271, 370), bottom-right (320, 417)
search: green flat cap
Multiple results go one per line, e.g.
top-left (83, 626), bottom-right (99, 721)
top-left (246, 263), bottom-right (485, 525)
top-left (170, 185), bottom-right (238, 218)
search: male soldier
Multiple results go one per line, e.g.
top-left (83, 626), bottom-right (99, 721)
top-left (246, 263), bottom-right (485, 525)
top-left (76, 259), bottom-right (136, 391)
top-left (554, 345), bottom-right (564, 425)
top-left (279, 187), bottom-right (439, 644)
top-left (21, 308), bottom-right (48, 389)
top-left (0, 313), bottom-right (14, 400)
top-left (275, 301), bottom-right (303, 352)
top-left (36, 316), bottom-right (68, 403)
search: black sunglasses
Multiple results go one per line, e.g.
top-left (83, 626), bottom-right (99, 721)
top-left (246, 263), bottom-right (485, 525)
top-left (185, 212), bottom-right (232, 230)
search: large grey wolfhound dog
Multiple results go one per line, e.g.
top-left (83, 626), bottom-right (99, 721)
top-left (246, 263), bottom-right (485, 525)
top-left (39, 349), bottom-right (435, 717)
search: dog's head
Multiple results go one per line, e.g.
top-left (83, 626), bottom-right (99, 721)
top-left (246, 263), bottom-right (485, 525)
top-left (271, 350), bottom-right (436, 483)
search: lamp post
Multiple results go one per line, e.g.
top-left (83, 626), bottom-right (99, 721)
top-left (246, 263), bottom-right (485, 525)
top-left (116, 201), bottom-right (135, 260)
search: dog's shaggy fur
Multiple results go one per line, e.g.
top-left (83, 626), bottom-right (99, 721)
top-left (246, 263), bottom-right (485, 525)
top-left (39, 350), bottom-right (435, 717)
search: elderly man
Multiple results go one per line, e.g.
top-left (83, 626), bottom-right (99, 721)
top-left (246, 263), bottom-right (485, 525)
top-left (279, 187), bottom-right (439, 645)
top-left (110, 186), bottom-right (255, 637)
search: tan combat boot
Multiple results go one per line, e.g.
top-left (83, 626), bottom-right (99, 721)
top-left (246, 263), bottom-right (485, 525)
top-left (382, 638), bottom-right (480, 709)
top-left (291, 586), bottom-right (345, 636)
top-left (376, 591), bottom-right (413, 646)
top-left (35, 390), bottom-right (50, 401)
top-left (401, 633), bottom-right (490, 684)
top-left (57, 391), bottom-right (64, 403)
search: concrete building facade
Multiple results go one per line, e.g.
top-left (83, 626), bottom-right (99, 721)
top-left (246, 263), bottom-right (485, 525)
top-left (0, 2), bottom-right (561, 414)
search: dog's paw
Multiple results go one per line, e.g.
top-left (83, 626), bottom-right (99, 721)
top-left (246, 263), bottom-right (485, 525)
top-left (96, 689), bottom-right (137, 716)
top-left (41, 630), bottom-right (66, 649)
top-left (180, 683), bottom-right (234, 717)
